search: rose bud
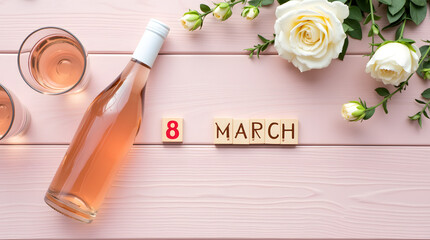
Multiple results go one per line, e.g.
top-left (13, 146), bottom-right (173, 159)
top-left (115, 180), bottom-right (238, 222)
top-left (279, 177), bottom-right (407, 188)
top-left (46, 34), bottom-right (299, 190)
top-left (213, 2), bottom-right (233, 21)
top-left (180, 11), bottom-right (202, 31)
top-left (241, 6), bottom-right (260, 20)
top-left (341, 102), bottom-right (366, 121)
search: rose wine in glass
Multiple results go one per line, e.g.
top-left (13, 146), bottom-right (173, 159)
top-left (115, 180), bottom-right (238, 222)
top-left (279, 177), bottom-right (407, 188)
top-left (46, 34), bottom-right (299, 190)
top-left (0, 84), bottom-right (30, 140)
top-left (0, 89), bottom-right (13, 138)
top-left (44, 19), bottom-right (169, 223)
top-left (18, 27), bottom-right (88, 95)
top-left (30, 36), bottom-right (85, 91)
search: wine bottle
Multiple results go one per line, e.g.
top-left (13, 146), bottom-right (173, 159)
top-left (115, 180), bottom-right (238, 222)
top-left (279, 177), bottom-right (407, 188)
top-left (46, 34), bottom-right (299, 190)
top-left (45, 19), bottom-right (169, 223)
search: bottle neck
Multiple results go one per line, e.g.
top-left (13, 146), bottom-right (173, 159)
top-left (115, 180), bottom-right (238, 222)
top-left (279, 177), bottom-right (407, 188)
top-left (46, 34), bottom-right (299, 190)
top-left (119, 59), bottom-right (151, 93)
top-left (131, 58), bottom-right (152, 70)
top-left (132, 30), bottom-right (166, 68)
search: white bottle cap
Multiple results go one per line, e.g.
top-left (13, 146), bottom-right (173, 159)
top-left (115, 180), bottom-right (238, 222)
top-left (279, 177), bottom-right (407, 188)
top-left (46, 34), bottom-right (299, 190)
top-left (132, 19), bottom-right (170, 68)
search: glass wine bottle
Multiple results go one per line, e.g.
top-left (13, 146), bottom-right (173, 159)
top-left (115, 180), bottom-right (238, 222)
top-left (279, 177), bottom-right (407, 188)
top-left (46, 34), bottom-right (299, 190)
top-left (45, 19), bottom-right (169, 223)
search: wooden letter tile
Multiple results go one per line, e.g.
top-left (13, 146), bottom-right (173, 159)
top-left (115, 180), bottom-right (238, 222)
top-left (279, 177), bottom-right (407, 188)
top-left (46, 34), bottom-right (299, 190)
top-left (233, 119), bottom-right (250, 145)
top-left (249, 119), bottom-right (265, 144)
top-left (265, 119), bottom-right (280, 144)
top-left (280, 119), bottom-right (298, 145)
top-left (214, 118), bottom-right (233, 144)
top-left (162, 118), bottom-right (183, 143)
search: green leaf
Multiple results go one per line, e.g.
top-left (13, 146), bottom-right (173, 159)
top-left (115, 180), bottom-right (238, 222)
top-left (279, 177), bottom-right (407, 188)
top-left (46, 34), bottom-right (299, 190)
top-left (261, 0), bottom-right (275, 5)
top-left (419, 117), bottom-right (423, 127)
top-left (338, 37), bottom-right (349, 60)
top-left (423, 110), bottom-right (430, 119)
top-left (258, 34), bottom-right (269, 42)
top-left (418, 45), bottom-right (430, 79)
top-left (411, 0), bottom-right (426, 7)
top-left (388, 0), bottom-right (406, 15)
top-left (398, 38), bottom-right (416, 43)
top-left (367, 27), bottom-right (374, 37)
top-left (200, 4), bottom-right (211, 12)
top-left (382, 18), bottom-right (404, 30)
top-left (421, 88), bottom-right (430, 99)
top-left (261, 42), bottom-right (269, 51)
top-left (375, 87), bottom-right (390, 97)
top-left (410, 2), bottom-right (427, 25)
top-left (357, 0), bottom-right (371, 13)
top-left (364, 14), bottom-right (382, 25)
top-left (410, 113), bottom-right (421, 120)
top-left (343, 23), bottom-right (352, 32)
top-left (420, 45), bottom-right (430, 57)
top-left (364, 108), bottom-right (375, 120)
top-left (382, 101), bottom-right (388, 114)
top-left (387, 7), bottom-right (405, 23)
top-left (344, 19), bottom-right (362, 39)
top-left (348, 6), bottom-right (363, 22)
top-left (416, 99), bottom-right (426, 104)
top-left (418, 62), bottom-right (430, 79)
top-left (277, 0), bottom-right (289, 4)
top-left (363, 14), bottom-right (372, 24)
top-left (378, 0), bottom-right (392, 4)
top-left (249, 0), bottom-right (261, 6)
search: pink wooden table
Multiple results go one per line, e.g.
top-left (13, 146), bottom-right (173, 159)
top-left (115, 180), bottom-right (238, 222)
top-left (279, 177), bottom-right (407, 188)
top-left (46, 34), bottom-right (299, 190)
top-left (1, 0), bottom-right (430, 239)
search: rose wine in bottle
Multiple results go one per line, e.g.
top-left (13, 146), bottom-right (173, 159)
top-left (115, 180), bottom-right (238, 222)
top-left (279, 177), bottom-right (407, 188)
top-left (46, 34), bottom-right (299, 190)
top-left (45, 19), bottom-right (169, 223)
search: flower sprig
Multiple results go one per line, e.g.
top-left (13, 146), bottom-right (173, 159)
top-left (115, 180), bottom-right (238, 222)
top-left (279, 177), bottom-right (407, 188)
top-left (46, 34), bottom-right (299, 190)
top-left (180, 0), bottom-right (274, 31)
top-left (409, 88), bottom-right (430, 127)
top-left (344, 41), bottom-right (430, 122)
top-left (245, 34), bottom-right (275, 57)
top-left (417, 44), bottom-right (430, 80)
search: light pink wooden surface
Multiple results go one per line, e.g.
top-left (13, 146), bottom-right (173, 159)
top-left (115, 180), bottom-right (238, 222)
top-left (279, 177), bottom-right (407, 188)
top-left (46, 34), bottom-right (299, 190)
top-left (0, 0), bottom-right (429, 54)
top-left (2, 145), bottom-right (430, 239)
top-left (1, 54), bottom-right (430, 145)
top-left (1, 0), bottom-right (430, 239)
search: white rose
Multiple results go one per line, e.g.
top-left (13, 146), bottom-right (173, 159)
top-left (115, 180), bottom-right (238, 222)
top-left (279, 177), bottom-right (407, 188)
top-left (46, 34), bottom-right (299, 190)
top-left (274, 0), bottom-right (348, 72)
top-left (365, 42), bottom-right (421, 86)
top-left (341, 102), bottom-right (365, 121)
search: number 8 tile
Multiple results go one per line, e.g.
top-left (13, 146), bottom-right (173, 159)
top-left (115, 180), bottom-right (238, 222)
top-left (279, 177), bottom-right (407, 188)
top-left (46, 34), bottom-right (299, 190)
top-left (162, 118), bottom-right (183, 143)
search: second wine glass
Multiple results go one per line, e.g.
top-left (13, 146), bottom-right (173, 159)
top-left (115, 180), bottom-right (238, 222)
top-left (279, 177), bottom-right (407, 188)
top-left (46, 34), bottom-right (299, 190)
top-left (18, 27), bottom-right (89, 95)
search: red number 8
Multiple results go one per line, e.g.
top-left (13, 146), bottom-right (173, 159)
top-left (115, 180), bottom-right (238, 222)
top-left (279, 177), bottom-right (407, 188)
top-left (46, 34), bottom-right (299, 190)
top-left (166, 120), bottom-right (179, 139)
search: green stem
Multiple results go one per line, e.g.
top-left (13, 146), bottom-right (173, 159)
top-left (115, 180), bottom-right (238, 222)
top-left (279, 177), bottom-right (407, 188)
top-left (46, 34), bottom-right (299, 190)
top-left (200, 0), bottom-right (245, 18)
top-left (246, 37), bottom-right (275, 57)
top-left (419, 100), bottom-right (430, 115)
top-left (369, 0), bottom-right (375, 27)
top-left (367, 46), bottom-right (430, 111)
top-left (398, 18), bottom-right (407, 40)
top-left (369, 0), bottom-right (376, 53)
top-left (230, 0), bottom-right (246, 7)
top-left (200, 10), bottom-right (214, 17)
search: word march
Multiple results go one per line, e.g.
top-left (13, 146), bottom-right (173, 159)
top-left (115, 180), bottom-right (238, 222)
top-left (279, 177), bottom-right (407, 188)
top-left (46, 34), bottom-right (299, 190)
top-left (214, 118), bottom-right (298, 145)
top-left (161, 118), bottom-right (298, 145)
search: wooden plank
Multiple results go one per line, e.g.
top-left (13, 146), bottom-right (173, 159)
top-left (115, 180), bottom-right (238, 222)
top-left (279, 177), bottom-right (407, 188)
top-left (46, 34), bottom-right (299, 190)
top-left (1, 145), bottom-right (430, 239)
top-left (0, 0), bottom-right (428, 55)
top-left (1, 54), bottom-right (430, 145)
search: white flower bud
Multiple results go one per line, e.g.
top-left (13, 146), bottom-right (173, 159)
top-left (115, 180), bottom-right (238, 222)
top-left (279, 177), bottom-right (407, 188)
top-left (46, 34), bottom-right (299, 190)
top-left (241, 6), bottom-right (259, 20)
top-left (213, 2), bottom-right (232, 21)
top-left (342, 102), bottom-right (365, 121)
top-left (180, 11), bottom-right (202, 31)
